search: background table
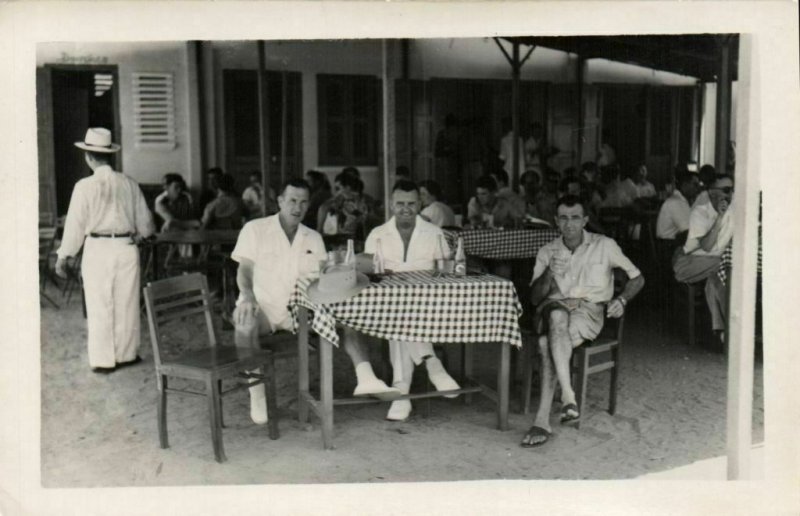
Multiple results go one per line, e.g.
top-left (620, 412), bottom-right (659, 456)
top-left (288, 270), bottom-right (523, 449)
top-left (150, 229), bottom-right (240, 279)
top-left (443, 228), bottom-right (560, 261)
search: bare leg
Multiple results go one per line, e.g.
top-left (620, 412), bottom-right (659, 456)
top-left (522, 335), bottom-right (558, 446)
top-left (233, 307), bottom-right (272, 425)
top-left (548, 310), bottom-right (576, 407)
top-left (342, 327), bottom-right (370, 366)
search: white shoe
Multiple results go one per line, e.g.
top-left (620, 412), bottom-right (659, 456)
top-left (426, 357), bottom-right (460, 398)
top-left (353, 378), bottom-right (402, 401)
top-left (386, 399), bottom-right (412, 421)
top-left (250, 393), bottom-right (268, 425)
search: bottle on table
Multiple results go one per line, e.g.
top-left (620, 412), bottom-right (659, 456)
top-left (373, 238), bottom-right (385, 274)
top-left (344, 238), bottom-right (355, 268)
top-left (454, 236), bottom-right (467, 276)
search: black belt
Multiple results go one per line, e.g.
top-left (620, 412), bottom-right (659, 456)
top-left (89, 232), bottom-right (133, 238)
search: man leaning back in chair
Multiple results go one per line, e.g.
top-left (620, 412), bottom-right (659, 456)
top-left (521, 194), bottom-right (644, 448)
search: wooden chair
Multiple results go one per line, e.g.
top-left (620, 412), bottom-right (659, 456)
top-left (143, 273), bottom-right (279, 463)
top-left (38, 227), bottom-right (59, 308)
top-left (521, 272), bottom-right (628, 428)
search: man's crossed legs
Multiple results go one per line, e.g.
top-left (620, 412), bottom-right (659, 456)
top-left (521, 299), bottom-right (603, 447)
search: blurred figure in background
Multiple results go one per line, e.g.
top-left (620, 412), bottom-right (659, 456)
top-left (419, 180), bottom-right (456, 227)
top-left (198, 167), bottom-right (223, 216)
top-left (202, 173), bottom-right (245, 230)
top-left (154, 173), bottom-right (200, 264)
top-left (304, 170), bottom-right (332, 229)
top-left (242, 170), bottom-right (278, 220)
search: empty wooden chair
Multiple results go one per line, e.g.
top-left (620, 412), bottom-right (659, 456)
top-left (143, 272), bottom-right (279, 463)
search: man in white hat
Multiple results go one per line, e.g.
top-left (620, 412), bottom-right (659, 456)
top-left (55, 128), bottom-right (155, 373)
top-left (342, 180), bottom-right (461, 422)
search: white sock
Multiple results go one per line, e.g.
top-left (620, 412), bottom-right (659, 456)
top-left (248, 370), bottom-right (268, 425)
top-left (355, 361), bottom-right (378, 384)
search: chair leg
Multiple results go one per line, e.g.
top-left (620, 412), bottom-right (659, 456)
top-left (158, 376), bottom-right (169, 449)
top-left (573, 349), bottom-right (588, 430)
top-left (609, 347), bottom-right (619, 415)
top-left (462, 342), bottom-right (474, 405)
top-left (217, 379), bottom-right (225, 428)
top-left (265, 355), bottom-right (280, 440)
top-left (206, 377), bottom-right (226, 463)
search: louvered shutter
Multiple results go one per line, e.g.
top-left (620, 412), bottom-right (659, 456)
top-left (132, 73), bottom-right (175, 150)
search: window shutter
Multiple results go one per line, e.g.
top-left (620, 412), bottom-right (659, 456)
top-left (132, 73), bottom-right (175, 150)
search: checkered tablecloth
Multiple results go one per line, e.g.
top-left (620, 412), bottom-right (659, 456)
top-left (443, 228), bottom-right (560, 260)
top-left (287, 270), bottom-right (523, 348)
top-left (718, 234), bottom-right (763, 285)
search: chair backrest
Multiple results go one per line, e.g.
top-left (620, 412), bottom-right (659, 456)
top-left (600, 268), bottom-right (628, 344)
top-left (143, 273), bottom-right (217, 368)
top-left (39, 227), bottom-right (58, 262)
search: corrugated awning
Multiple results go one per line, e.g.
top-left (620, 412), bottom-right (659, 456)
top-left (502, 34), bottom-right (738, 82)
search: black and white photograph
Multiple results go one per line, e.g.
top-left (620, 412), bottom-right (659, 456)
top-left (2, 2), bottom-right (798, 515)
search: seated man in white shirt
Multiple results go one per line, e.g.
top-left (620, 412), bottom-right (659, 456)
top-left (672, 175), bottom-right (734, 345)
top-left (231, 178), bottom-right (328, 424)
top-left (419, 180), bottom-right (456, 227)
top-left (656, 169), bottom-right (701, 240)
top-left (521, 195), bottom-right (644, 447)
top-left (342, 180), bottom-right (461, 421)
top-left (621, 164), bottom-right (658, 201)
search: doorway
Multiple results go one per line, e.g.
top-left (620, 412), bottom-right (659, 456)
top-left (38, 65), bottom-right (120, 218)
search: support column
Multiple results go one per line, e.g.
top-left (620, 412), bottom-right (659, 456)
top-left (575, 56), bottom-right (585, 170)
top-left (382, 39), bottom-right (397, 221)
top-left (511, 43), bottom-right (521, 192)
top-left (726, 33), bottom-right (758, 481)
top-left (715, 36), bottom-right (733, 173)
top-left (257, 41), bottom-right (271, 215)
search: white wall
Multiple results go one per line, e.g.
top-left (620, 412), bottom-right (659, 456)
top-left (37, 42), bottom-right (199, 186)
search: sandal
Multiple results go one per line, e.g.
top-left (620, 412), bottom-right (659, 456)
top-left (560, 403), bottom-right (580, 425)
top-left (520, 425), bottom-right (551, 448)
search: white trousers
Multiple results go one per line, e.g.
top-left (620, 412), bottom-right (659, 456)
top-left (81, 237), bottom-right (141, 368)
top-left (389, 340), bottom-right (435, 393)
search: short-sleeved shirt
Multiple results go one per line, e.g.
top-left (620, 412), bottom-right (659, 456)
top-left (656, 190), bottom-right (691, 240)
top-left (421, 201), bottom-right (456, 227)
top-left (683, 200), bottom-right (733, 256)
top-left (467, 195), bottom-right (523, 228)
top-left (57, 165), bottom-right (155, 258)
top-left (365, 216), bottom-right (449, 272)
top-left (202, 194), bottom-right (245, 230)
top-left (231, 214), bottom-right (327, 327)
top-left (532, 230), bottom-right (641, 304)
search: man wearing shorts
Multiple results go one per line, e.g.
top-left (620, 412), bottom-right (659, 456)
top-left (521, 195), bottom-right (644, 447)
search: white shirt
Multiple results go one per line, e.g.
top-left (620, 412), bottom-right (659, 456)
top-left (621, 178), bottom-right (656, 199)
top-left (231, 214), bottom-right (327, 326)
top-left (532, 231), bottom-right (641, 304)
top-left (242, 185), bottom-right (264, 217)
top-left (656, 190), bottom-right (691, 240)
top-left (365, 216), bottom-right (450, 272)
top-left (421, 201), bottom-right (456, 228)
top-left (499, 132), bottom-right (526, 176)
top-left (57, 165), bottom-right (155, 258)
top-left (683, 200), bottom-right (734, 257)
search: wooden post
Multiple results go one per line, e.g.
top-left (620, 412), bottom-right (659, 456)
top-left (726, 33), bottom-right (758, 481)
top-left (511, 43), bottom-right (521, 192)
top-left (257, 41), bottom-right (271, 216)
top-left (280, 71), bottom-right (288, 184)
top-left (690, 84), bottom-right (701, 164)
top-left (382, 39), bottom-right (396, 221)
top-left (715, 36), bottom-right (733, 173)
top-left (575, 56), bottom-right (585, 170)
